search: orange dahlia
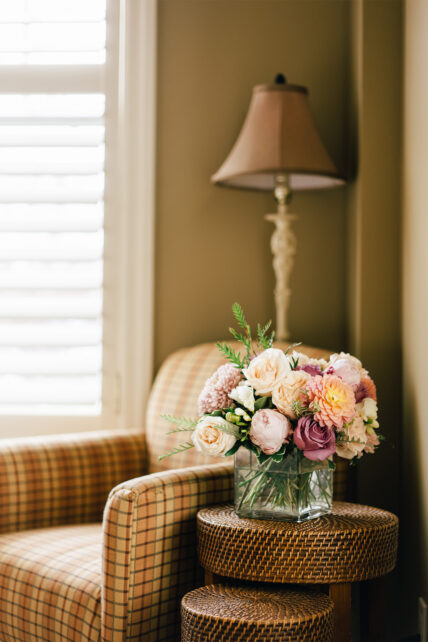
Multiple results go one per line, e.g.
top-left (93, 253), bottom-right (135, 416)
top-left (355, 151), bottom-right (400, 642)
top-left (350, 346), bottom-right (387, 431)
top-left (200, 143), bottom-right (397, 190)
top-left (305, 374), bottom-right (356, 429)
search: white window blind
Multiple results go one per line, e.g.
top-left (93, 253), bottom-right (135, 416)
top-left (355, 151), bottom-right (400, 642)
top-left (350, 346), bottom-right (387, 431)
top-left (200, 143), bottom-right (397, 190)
top-left (0, 0), bottom-right (115, 421)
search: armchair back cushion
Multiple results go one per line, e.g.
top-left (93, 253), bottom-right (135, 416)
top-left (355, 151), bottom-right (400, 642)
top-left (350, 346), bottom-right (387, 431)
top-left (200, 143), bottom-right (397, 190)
top-left (146, 341), bottom-right (332, 473)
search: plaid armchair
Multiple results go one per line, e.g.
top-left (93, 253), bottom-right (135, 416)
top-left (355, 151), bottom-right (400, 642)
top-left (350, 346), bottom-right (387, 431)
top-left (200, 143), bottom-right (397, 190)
top-left (0, 342), bottom-right (338, 641)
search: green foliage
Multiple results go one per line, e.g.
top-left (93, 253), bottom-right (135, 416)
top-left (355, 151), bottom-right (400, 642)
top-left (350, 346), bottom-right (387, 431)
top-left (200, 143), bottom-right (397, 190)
top-left (160, 414), bottom-right (198, 430)
top-left (158, 441), bottom-right (194, 461)
top-left (328, 459), bottom-right (336, 470)
top-left (232, 302), bottom-right (250, 334)
top-left (270, 444), bottom-right (286, 463)
top-left (257, 321), bottom-right (274, 350)
top-left (254, 396), bottom-right (270, 410)
top-left (283, 341), bottom-right (302, 356)
top-left (224, 441), bottom-right (241, 457)
top-left (216, 342), bottom-right (246, 369)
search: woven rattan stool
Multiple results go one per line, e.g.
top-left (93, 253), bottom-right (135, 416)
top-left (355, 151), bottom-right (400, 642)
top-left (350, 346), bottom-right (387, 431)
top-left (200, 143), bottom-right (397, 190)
top-left (181, 584), bottom-right (334, 641)
top-left (197, 502), bottom-right (399, 641)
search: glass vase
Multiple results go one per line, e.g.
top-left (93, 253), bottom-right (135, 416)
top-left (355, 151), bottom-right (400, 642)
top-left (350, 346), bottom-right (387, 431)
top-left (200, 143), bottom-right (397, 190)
top-left (234, 448), bottom-right (333, 523)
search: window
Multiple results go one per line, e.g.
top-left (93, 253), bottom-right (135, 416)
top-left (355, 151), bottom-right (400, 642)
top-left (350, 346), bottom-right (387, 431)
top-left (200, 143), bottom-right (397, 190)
top-left (0, 1), bottom-right (156, 436)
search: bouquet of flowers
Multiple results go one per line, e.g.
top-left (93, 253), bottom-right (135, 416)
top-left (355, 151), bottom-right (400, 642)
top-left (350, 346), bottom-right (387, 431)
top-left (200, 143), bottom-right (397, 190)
top-left (160, 303), bottom-right (382, 520)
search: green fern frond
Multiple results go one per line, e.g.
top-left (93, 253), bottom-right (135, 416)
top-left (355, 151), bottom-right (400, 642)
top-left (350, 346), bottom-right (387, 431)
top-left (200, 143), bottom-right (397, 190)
top-left (160, 414), bottom-right (198, 430)
top-left (257, 320), bottom-right (272, 349)
top-left (216, 342), bottom-right (246, 369)
top-left (283, 341), bottom-right (302, 356)
top-left (232, 302), bottom-right (248, 332)
top-left (158, 441), bottom-right (194, 461)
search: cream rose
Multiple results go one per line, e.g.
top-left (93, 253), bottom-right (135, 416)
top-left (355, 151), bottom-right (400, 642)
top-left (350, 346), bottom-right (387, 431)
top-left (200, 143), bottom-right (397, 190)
top-left (243, 348), bottom-right (291, 395)
top-left (272, 370), bottom-right (311, 418)
top-left (192, 416), bottom-right (237, 456)
top-left (335, 416), bottom-right (367, 460)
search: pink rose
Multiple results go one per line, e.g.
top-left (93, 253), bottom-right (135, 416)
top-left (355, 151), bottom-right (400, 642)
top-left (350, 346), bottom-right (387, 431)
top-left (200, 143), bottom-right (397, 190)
top-left (294, 416), bottom-right (336, 461)
top-left (249, 409), bottom-right (291, 455)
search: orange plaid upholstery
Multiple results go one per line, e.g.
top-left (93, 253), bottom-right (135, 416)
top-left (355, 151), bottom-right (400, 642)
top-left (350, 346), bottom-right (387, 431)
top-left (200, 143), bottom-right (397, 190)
top-left (102, 463), bottom-right (233, 641)
top-left (146, 341), bottom-right (332, 472)
top-left (0, 524), bottom-right (102, 641)
top-left (0, 341), bottom-right (339, 641)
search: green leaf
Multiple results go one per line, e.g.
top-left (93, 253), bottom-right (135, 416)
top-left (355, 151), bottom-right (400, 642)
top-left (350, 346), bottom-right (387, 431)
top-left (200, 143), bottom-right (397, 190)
top-left (254, 396), bottom-right (269, 410)
top-left (224, 441), bottom-right (241, 457)
top-left (328, 459), bottom-right (336, 470)
top-left (158, 442), bottom-right (194, 461)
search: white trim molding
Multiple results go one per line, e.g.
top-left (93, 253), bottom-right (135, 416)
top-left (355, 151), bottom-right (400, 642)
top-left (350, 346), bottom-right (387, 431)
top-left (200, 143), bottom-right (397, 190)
top-left (112, 0), bottom-right (157, 429)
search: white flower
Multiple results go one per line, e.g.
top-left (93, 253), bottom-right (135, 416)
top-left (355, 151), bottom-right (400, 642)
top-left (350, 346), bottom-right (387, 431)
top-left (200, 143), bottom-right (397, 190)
top-left (192, 416), bottom-right (237, 457)
top-left (336, 416), bottom-right (367, 460)
top-left (356, 397), bottom-right (379, 428)
top-left (229, 382), bottom-right (255, 412)
top-left (243, 348), bottom-right (291, 395)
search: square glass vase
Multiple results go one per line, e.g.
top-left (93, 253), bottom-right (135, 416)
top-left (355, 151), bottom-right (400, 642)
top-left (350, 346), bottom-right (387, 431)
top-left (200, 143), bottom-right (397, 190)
top-left (234, 448), bottom-right (333, 523)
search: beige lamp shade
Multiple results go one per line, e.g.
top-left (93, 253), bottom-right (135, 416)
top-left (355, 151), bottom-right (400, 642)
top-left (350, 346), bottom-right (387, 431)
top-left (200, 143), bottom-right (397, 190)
top-left (211, 80), bottom-right (344, 191)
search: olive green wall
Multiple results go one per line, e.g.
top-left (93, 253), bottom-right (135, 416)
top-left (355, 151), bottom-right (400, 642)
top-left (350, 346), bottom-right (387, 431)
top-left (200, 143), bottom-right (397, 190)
top-left (347, 0), bottom-right (403, 637)
top-left (155, 0), bottom-right (350, 369)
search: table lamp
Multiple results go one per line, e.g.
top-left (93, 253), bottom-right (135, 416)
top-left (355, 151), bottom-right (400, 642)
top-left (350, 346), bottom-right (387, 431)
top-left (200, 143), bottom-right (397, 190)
top-left (211, 74), bottom-right (344, 340)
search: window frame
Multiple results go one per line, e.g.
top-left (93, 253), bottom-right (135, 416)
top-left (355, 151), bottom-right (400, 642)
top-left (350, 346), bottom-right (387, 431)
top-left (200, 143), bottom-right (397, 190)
top-left (0, 0), bottom-right (156, 437)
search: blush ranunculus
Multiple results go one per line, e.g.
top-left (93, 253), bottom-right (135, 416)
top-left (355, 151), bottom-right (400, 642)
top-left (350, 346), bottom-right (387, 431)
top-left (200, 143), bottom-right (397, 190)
top-left (249, 409), bottom-right (292, 455)
top-left (293, 416), bottom-right (336, 461)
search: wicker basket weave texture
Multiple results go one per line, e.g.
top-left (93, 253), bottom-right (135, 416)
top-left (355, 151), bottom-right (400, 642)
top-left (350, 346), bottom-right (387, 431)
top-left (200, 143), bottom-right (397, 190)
top-left (181, 584), bottom-right (334, 642)
top-left (197, 502), bottom-right (398, 584)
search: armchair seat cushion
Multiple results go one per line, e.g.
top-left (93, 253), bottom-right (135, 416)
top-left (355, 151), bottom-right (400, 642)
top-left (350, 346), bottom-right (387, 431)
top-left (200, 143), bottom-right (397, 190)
top-left (0, 523), bottom-right (102, 642)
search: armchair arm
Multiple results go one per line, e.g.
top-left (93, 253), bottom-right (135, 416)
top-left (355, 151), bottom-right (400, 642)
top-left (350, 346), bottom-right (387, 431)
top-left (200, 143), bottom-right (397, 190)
top-left (101, 462), bottom-right (233, 642)
top-left (0, 429), bottom-right (147, 533)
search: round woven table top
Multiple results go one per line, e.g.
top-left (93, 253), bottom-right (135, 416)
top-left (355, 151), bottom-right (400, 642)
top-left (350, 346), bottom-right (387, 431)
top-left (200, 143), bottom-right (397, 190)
top-left (181, 584), bottom-right (333, 642)
top-left (197, 502), bottom-right (398, 584)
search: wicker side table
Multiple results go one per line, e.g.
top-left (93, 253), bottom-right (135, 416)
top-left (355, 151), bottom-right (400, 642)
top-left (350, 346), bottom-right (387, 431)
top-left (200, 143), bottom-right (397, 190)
top-left (197, 502), bottom-right (399, 642)
top-left (182, 584), bottom-right (334, 641)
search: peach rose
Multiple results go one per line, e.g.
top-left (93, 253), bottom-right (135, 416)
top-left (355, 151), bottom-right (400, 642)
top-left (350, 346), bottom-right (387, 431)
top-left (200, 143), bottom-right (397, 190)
top-left (272, 370), bottom-right (311, 419)
top-left (335, 416), bottom-right (367, 460)
top-left (192, 416), bottom-right (237, 456)
top-left (249, 409), bottom-right (292, 455)
top-left (243, 348), bottom-right (291, 396)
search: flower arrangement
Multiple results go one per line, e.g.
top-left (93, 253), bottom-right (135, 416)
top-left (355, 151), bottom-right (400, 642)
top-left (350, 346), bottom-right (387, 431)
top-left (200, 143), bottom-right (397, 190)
top-left (160, 303), bottom-right (383, 520)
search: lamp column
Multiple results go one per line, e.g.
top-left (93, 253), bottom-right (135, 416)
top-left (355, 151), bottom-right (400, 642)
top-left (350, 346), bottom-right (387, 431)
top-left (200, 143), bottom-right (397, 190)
top-left (265, 174), bottom-right (297, 341)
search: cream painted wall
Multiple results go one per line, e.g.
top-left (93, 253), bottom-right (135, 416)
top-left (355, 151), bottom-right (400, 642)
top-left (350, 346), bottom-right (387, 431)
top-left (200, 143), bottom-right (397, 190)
top-left (402, 0), bottom-right (428, 632)
top-left (155, 0), bottom-right (349, 369)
